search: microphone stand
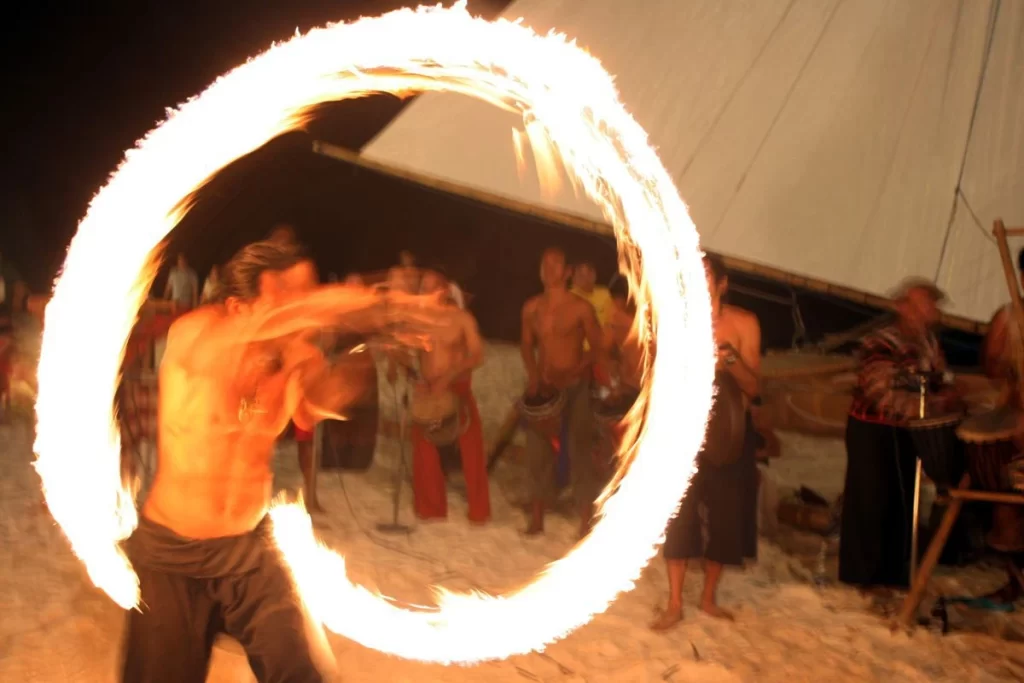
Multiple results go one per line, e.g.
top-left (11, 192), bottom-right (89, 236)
top-left (910, 376), bottom-right (926, 585)
top-left (376, 371), bottom-right (414, 535)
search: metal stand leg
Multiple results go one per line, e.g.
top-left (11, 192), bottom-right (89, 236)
top-left (377, 382), bottom-right (413, 535)
top-left (910, 457), bottom-right (923, 584)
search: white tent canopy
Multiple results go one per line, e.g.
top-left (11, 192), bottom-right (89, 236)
top-left (363, 0), bottom-right (1024, 324)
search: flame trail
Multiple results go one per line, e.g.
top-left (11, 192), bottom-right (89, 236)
top-left (33, 1), bottom-right (714, 663)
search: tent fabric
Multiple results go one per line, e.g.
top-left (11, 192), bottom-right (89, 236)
top-left (362, 0), bottom-right (1024, 323)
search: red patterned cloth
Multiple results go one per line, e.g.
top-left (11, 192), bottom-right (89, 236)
top-left (0, 337), bottom-right (12, 397)
top-left (120, 375), bottom-right (159, 445)
top-left (125, 313), bottom-right (180, 367)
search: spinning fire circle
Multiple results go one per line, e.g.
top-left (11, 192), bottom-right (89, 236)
top-left (33, 2), bottom-right (714, 663)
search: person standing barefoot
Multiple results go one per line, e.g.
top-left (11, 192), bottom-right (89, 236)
top-left (520, 247), bottom-right (605, 537)
top-left (651, 254), bottom-right (761, 629)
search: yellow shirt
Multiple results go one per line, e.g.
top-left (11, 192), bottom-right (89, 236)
top-left (572, 285), bottom-right (612, 351)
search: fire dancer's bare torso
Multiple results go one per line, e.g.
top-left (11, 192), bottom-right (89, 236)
top-left (523, 292), bottom-right (599, 391)
top-left (144, 308), bottom-right (319, 539)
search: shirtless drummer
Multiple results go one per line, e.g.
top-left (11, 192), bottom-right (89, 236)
top-left (120, 239), bottom-right (446, 682)
top-left (651, 253), bottom-right (761, 629)
top-left (599, 275), bottom-right (645, 396)
top-left (410, 270), bottom-right (491, 523)
top-left (590, 275), bottom-right (646, 494)
top-left (520, 247), bottom-right (605, 537)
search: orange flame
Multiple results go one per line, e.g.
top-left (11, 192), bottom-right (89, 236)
top-left (33, 1), bottom-right (714, 663)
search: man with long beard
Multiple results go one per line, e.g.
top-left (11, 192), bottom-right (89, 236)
top-left (120, 239), bottom-right (448, 682)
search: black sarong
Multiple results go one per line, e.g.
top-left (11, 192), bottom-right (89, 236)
top-left (838, 415), bottom-right (916, 588)
top-left (664, 413), bottom-right (759, 565)
top-left (120, 516), bottom-right (323, 683)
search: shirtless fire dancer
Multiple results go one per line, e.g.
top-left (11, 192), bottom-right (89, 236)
top-left (521, 247), bottom-right (605, 537)
top-left (409, 270), bottom-right (491, 523)
top-left (120, 239), bottom-right (447, 682)
top-left (652, 253), bottom-right (761, 629)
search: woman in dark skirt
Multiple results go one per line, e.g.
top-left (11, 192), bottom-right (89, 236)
top-left (838, 279), bottom-right (958, 590)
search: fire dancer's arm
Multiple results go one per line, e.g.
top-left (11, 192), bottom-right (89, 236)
top-left (246, 286), bottom-right (441, 345)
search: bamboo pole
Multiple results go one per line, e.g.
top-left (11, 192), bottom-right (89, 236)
top-left (895, 473), bottom-right (971, 632)
top-left (944, 489), bottom-right (1024, 505)
top-left (818, 312), bottom-right (895, 352)
top-left (991, 219), bottom-right (1024, 408)
top-left (312, 140), bottom-right (988, 336)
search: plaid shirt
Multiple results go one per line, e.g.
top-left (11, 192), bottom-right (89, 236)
top-left (849, 324), bottom-right (946, 425)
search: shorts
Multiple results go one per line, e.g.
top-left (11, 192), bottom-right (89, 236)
top-left (663, 413), bottom-right (758, 566)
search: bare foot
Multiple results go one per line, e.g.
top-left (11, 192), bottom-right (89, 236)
top-left (699, 602), bottom-right (735, 621)
top-left (650, 605), bottom-right (683, 631)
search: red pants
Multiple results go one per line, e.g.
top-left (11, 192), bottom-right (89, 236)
top-left (412, 378), bottom-right (490, 523)
top-left (293, 424), bottom-right (314, 443)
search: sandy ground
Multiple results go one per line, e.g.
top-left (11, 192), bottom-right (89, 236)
top-left (5, 343), bottom-right (1024, 681)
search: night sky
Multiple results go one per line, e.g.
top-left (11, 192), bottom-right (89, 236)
top-left (1, 0), bottom-right (510, 290)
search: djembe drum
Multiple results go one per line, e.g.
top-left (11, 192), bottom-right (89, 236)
top-left (591, 386), bottom-right (640, 468)
top-left (957, 405), bottom-right (1024, 553)
top-left (409, 388), bottom-right (465, 446)
top-left (700, 370), bottom-right (747, 467)
top-left (518, 390), bottom-right (566, 440)
top-left (906, 412), bottom-right (965, 489)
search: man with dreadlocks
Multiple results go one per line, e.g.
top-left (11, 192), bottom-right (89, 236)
top-left (119, 238), bottom-right (450, 683)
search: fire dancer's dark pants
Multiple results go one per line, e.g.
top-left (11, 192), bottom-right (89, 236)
top-left (120, 516), bottom-right (323, 683)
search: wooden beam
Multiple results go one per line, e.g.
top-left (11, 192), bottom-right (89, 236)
top-left (990, 218), bottom-right (1024, 406)
top-left (1003, 227), bottom-right (1024, 237)
top-left (312, 140), bottom-right (988, 336)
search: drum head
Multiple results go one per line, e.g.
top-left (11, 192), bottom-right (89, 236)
top-left (595, 391), bottom-right (640, 420)
top-left (522, 391), bottom-right (558, 409)
top-left (907, 413), bottom-right (962, 430)
top-left (957, 405), bottom-right (1024, 444)
top-left (410, 389), bottom-right (457, 423)
top-left (701, 371), bottom-right (747, 467)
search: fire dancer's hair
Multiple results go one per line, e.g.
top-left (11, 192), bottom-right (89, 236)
top-left (220, 239), bottom-right (307, 302)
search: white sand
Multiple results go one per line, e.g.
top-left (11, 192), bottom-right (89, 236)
top-left (5, 342), bottom-right (1024, 681)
